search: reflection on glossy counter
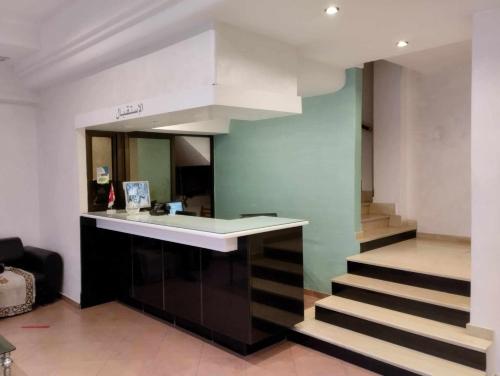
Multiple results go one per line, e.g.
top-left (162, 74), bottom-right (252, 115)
top-left (84, 211), bottom-right (308, 235)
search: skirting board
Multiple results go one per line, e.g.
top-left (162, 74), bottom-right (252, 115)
top-left (466, 323), bottom-right (494, 340)
top-left (304, 289), bottom-right (329, 299)
top-left (417, 232), bottom-right (471, 244)
top-left (59, 293), bottom-right (81, 309)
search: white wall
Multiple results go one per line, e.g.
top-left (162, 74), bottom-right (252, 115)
top-left (470, 8), bottom-right (500, 374)
top-left (175, 136), bottom-right (210, 167)
top-left (0, 104), bottom-right (39, 245)
top-left (36, 31), bottom-right (216, 302)
top-left (373, 56), bottom-right (471, 237)
top-left (36, 26), bottom-right (303, 302)
top-left (373, 60), bottom-right (407, 216)
top-left (215, 23), bottom-right (297, 96)
top-left (0, 63), bottom-right (37, 105)
top-left (405, 56), bottom-right (471, 237)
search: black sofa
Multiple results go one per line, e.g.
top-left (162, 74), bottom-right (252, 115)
top-left (0, 237), bottom-right (63, 305)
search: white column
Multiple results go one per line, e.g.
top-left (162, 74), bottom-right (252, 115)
top-left (470, 8), bottom-right (500, 374)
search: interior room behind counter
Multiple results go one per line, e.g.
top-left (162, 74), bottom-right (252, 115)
top-left (86, 132), bottom-right (213, 216)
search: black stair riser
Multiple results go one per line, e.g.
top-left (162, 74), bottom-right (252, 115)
top-left (288, 330), bottom-right (419, 376)
top-left (315, 306), bottom-right (486, 370)
top-left (348, 261), bottom-right (471, 296)
top-left (361, 230), bottom-right (416, 252)
top-left (332, 283), bottom-right (470, 327)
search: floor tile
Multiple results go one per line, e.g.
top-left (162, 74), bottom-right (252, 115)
top-left (2, 300), bottom-right (381, 376)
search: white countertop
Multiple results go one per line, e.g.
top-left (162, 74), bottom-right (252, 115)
top-left (82, 211), bottom-right (309, 252)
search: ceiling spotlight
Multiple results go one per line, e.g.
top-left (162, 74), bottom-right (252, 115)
top-left (397, 40), bottom-right (409, 48)
top-left (325, 6), bottom-right (339, 15)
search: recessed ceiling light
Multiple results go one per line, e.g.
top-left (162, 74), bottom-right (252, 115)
top-left (325, 6), bottom-right (339, 15)
top-left (397, 40), bottom-right (409, 48)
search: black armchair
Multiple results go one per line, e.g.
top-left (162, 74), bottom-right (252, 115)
top-left (0, 237), bottom-right (63, 305)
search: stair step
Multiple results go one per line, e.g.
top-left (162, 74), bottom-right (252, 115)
top-left (347, 259), bottom-right (470, 296)
top-left (347, 242), bottom-right (470, 282)
top-left (361, 214), bottom-right (390, 222)
top-left (291, 308), bottom-right (486, 376)
top-left (369, 203), bottom-right (397, 215)
top-left (357, 223), bottom-right (417, 243)
top-left (362, 214), bottom-right (390, 231)
top-left (314, 296), bottom-right (488, 370)
top-left (316, 296), bottom-right (488, 352)
top-left (332, 274), bottom-right (469, 326)
top-left (332, 274), bottom-right (469, 311)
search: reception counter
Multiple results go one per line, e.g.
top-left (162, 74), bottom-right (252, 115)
top-left (80, 211), bottom-right (308, 354)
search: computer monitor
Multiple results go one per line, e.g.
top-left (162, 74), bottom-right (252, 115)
top-left (168, 201), bottom-right (184, 215)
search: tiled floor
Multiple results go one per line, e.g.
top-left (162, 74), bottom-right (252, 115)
top-left (0, 300), bottom-right (378, 376)
top-left (304, 292), bottom-right (322, 310)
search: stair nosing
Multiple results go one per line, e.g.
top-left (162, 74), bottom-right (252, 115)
top-left (315, 295), bottom-right (490, 352)
top-left (294, 312), bottom-right (486, 376)
top-left (332, 274), bottom-right (470, 312)
top-left (357, 226), bottom-right (417, 244)
top-left (361, 214), bottom-right (390, 223)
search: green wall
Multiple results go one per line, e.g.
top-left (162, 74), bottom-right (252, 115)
top-left (214, 68), bottom-right (362, 293)
top-left (135, 138), bottom-right (171, 202)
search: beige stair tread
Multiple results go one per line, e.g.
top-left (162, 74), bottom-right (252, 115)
top-left (252, 257), bottom-right (302, 275)
top-left (294, 308), bottom-right (485, 376)
top-left (347, 238), bottom-right (470, 281)
top-left (357, 223), bottom-right (417, 243)
top-left (315, 295), bottom-right (490, 352)
top-left (251, 278), bottom-right (303, 299)
top-left (332, 274), bottom-right (470, 312)
top-left (361, 213), bottom-right (389, 222)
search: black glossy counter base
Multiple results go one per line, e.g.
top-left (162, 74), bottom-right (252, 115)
top-left (80, 216), bottom-right (304, 355)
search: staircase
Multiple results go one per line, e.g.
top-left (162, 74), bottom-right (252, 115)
top-left (359, 202), bottom-right (417, 252)
top-left (290, 244), bottom-right (491, 375)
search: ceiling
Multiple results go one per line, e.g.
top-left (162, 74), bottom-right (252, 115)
top-left (209, 0), bottom-right (500, 68)
top-left (388, 41), bottom-right (471, 75)
top-left (1, 0), bottom-right (500, 88)
top-left (0, 0), bottom-right (68, 24)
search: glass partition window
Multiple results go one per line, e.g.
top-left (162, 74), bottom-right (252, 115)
top-left (91, 137), bottom-right (113, 180)
top-left (129, 137), bottom-right (171, 203)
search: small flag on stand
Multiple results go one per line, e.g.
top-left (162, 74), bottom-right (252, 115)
top-left (107, 183), bottom-right (116, 213)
